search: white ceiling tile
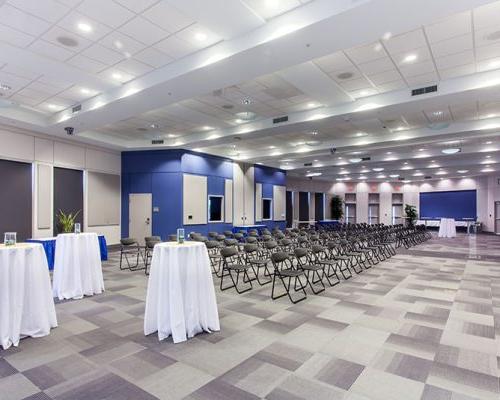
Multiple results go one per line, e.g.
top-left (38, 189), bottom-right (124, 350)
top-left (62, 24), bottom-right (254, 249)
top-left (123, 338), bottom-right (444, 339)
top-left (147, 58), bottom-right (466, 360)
top-left (59, 85), bottom-right (99, 101)
top-left (344, 42), bottom-right (387, 64)
top-left (16, 86), bottom-right (51, 101)
top-left (439, 64), bottom-right (475, 80)
top-left (375, 79), bottom-right (407, 93)
top-left (26, 80), bottom-right (65, 95)
top-left (435, 50), bottom-right (474, 70)
top-left (477, 57), bottom-right (500, 72)
top-left (7, 0), bottom-right (70, 23)
top-left (154, 35), bottom-right (198, 59)
top-left (41, 26), bottom-right (92, 53)
top-left (28, 39), bottom-right (75, 61)
top-left (37, 75), bottom-right (73, 89)
top-left (430, 34), bottom-right (473, 58)
top-left (384, 29), bottom-right (427, 54)
top-left (2, 64), bottom-right (41, 80)
top-left (405, 72), bottom-right (439, 87)
top-left (0, 70), bottom-right (31, 91)
top-left (399, 60), bottom-right (435, 78)
top-left (338, 77), bottom-right (373, 91)
top-left (81, 43), bottom-right (125, 65)
top-left (243, 0), bottom-right (301, 20)
top-left (368, 69), bottom-right (403, 85)
top-left (114, 0), bottom-right (158, 13)
top-left (66, 54), bottom-right (107, 73)
top-left (57, 11), bottom-right (113, 42)
top-left (77, 0), bottom-right (134, 28)
top-left (0, 4), bottom-right (51, 36)
top-left (98, 67), bottom-right (135, 84)
top-left (175, 23), bottom-right (222, 48)
top-left (142, 1), bottom-right (194, 33)
top-left (473, 1), bottom-right (500, 30)
top-left (0, 24), bottom-right (35, 47)
top-left (358, 57), bottom-right (394, 75)
top-left (476, 42), bottom-right (500, 61)
top-left (475, 26), bottom-right (500, 47)
top-left (392, 46), bottom-right (432, 66)
top-left (119, 16), bottom-right (170, 46)
top-left (113, 58), bottom-right (153, 76)
top-left (9, 93), bottom-right (40, 106)
top-left (349, 88), bottom-right (379, 99)
top-left (425, 11), bottom-right (471, 43)
top-left (313, 52), bottom-right (353, 73)
top-left (100, 31), bottom-right (146, 56)
top-left (133, 48), bottom-right (173, 68)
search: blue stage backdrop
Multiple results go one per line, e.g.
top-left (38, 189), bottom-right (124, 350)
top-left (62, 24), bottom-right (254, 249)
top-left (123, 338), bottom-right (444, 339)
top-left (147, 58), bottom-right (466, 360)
top-left (419, 190), bottom-right (477, 220)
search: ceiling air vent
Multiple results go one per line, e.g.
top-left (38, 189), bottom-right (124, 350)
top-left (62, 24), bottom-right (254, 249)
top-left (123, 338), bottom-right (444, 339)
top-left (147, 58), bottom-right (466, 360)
top-left (273, 116), bottom-right (289, 124)
top-left (424, 176), bottom-right (432, 180)
top-left (303, 162), bottom-right (313, 167)
top-left (361, 157), bottom-right (371, 161)
top-left (152, 139), bottom-right (164, 145)
top-left (398, 177), bottom-right (406, 181)
top-left (72, 104), bottom-right (81, 113)
top-left (411, 85), bottom-right (437, 96)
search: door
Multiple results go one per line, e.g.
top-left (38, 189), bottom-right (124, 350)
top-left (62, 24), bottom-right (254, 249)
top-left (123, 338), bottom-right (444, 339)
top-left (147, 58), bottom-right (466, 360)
top-left (495, 201), bottom-right (500, 234)
top-left (286, 191), bottom-right (293, 227)
top-left (129, 194), bottom-right (152, 245)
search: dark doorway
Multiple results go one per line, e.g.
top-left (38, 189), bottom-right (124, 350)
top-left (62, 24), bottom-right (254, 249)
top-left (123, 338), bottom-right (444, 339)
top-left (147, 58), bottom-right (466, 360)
top-left (53, 167), bottom-right (83, 235)
top-left (286, 191), bottom-right (293, 228)
top-left (315, 193), bottom-right (324, 221)
top-left (0, 159), bottom-right (32, 241)
top-left (298, 192), bottom-right (309, 222)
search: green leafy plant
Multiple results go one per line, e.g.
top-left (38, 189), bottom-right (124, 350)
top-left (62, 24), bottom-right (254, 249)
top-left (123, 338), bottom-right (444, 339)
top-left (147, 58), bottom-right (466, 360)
top-left (404, 204), bottom-right (418, 227)
top-left (330, 195), bottom-right (344, 220)
top-left (57, 209), bottom-right (81, 233)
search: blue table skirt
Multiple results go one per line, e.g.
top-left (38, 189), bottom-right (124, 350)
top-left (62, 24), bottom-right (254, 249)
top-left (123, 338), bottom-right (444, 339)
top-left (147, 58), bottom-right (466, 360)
top-left (27, 235), bottom-right (108, 270)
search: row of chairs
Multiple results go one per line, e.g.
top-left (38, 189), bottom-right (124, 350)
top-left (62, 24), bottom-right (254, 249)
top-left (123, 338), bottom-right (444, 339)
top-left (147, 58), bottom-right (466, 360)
top-left (192, 224), bottom-right (430, 303)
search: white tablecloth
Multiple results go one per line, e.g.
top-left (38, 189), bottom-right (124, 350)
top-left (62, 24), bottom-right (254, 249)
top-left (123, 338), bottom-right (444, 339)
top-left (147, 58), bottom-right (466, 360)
top-left (0, 243), bottom-right (57, 349)
top-left (52, 233), bottom-right (104, 300)
top-left (438, 218), bottom-right (456, 238)
top-left (144, 241), bottom-right (220, 343)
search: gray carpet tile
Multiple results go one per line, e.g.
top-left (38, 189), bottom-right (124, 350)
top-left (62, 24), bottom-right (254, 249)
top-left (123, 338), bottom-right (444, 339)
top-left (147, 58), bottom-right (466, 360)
top-left (1, 233), bottom-right (500, 400)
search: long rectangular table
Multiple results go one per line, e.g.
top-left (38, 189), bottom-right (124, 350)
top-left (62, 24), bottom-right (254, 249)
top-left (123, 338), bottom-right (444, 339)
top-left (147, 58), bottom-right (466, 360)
top-left (26, 235), bottom-right (108, 270)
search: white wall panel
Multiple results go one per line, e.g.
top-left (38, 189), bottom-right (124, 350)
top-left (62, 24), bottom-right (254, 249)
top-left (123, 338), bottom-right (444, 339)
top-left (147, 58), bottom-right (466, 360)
top-left (87, 172), bottom-right (120, 226)
top-left (34, 137), bottom-right (54, 163)
top-left (255, 183), bottom-right (262, 222)
top-left (0, 129), bottom-right (34, 161)
top-left (233, 163), bottom-right (245, 225)
top-left (183, 174), bottom-right (207, 225)
top-left (273, 185), bottom-right (286, 221)
top-left (86, 148), bottom-right (121, 174)
top-left (244, 166), bottom-right (255, 225)
top-left (225, 179), bottom-right (233, 223)
top-left (36, 163), bottom-right (52, 229)
top-left (54, 141), bottom-right (85, 169)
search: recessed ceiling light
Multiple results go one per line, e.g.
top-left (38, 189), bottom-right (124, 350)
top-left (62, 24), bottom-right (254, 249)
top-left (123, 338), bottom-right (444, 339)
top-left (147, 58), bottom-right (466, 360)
top-left (195, 32), bottom-right (207, 41)
top-left (47, 104), bottom-right (57, 110)
top-left (359, 175), bottom-right (367, 180)
top-left (413, 172), bottom-right (423, 176)
top-left (268, 146), bottom-right (276, 149)
top-left (386, 151), bottom-right (392, 155)
top-left (485, 141), bottom-right (493, 144)
top-left (307, 102), bottom-right (318, 108)
top-left (80, 88), bottom-right (90, 94)
top-left (202, 126), bottom-right (213, 131)
top-left (113, 40), bottom-right (123, 49)
top-left (349, 158), bottom-right (362, 163)
top-left (481, 168), bottom-right (494, 173)
top-left (441, 148), bottom-right (461, 154)
top-left (433, 111), bottom-right (443, 116)
top-left (435, 170), bottom-right (447, 175)
top-left (235, 119), bottom-right (243, 124)
top-left (403, 54), bottom-right (417, 63)
top-left (112, 72), bottom-right (122, 80)
top-left (0, 83), bottom-right (12, 91)
top-left (389, 174), bottom-right (399, 178)
top-left (306, 172), bottom-right (322, 177)
top-left (77, 22), bottom-right (92, 33)
top-left (377, 174), bottom-right (386, 179)
top-left (374, 43), bottom-right (383, 52)
top-left (355, 132), bottom-right (367, 137)
top-left (457, 170), bottom-right (469, 174)
top-left (418, 148), bottom-right (425, 152)
top-left (372, 167), bottom-right (384, 172)
top-left (150, 123), bottom-right (159, 129)
top-left (167, 134), bottom-right (177, 138)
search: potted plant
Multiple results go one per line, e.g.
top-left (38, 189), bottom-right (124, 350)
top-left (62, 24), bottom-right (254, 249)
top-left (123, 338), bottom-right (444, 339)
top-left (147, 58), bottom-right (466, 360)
top-left (404, 204), bottom-right (417, 227)
top-left (57, 210), bottom-right (81, 233)
top-left (330, 195), bottom-right (344, 221)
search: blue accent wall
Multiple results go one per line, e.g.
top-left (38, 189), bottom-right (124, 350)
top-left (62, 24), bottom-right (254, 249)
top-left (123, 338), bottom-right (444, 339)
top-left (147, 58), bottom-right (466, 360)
top-left (254, 164), bottom-right (287, 230)
top-left (419, 190), bottom-right (477, 220)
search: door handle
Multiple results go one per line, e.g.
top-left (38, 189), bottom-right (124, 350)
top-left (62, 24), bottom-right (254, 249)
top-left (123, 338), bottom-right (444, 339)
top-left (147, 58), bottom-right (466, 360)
top-left (146, 218), bottom-right (150, 225)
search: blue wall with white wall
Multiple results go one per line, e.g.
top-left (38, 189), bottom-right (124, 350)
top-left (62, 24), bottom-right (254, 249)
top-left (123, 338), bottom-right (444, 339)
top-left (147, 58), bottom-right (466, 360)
top-left (121, 150), bottom-right (286, 239)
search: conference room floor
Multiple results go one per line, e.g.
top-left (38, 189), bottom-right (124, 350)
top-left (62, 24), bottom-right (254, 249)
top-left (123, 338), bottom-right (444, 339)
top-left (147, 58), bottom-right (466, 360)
top-left (1, 233), bottom-right (499, 400)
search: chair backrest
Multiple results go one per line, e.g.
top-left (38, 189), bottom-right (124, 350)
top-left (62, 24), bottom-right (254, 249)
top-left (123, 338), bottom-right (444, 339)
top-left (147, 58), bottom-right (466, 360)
top-left (205, 240), bottom-right (220, 249)
top-left (223, 230), bottom-right (234, 237)
top-left (220, 246), bottom-right (238, 258)
top-left (244, 243), bottom-right (258, 253)
top-left (121, 238), bottom-right (137, 246)
top-left (271, 251), bottom-right (289, 264)
top-left (246, 236), bottom-right (258, 244)
top-left (208, 231), bottom-right (218, 238)
top-left (294, 247), bottom-right (308, 259)
top-left (145, 236), bottom-right (161, 243)
top-left (216, 234), bottom-right (226, 241)
top-left (265, 240), bottom-right (278, 250)
top-left (224, 238), bottom-right (238, 247)
top-left (311, 244), bottom-right (325, 254)
top-left (234, 233), bottom-right (244, 240)
top-left (168, 234), bottom-right (177, 242)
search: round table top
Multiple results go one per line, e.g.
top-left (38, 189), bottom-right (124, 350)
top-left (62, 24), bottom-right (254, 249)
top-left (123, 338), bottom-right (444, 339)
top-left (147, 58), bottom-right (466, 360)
top-left (0, 243), bottom-right (40, 251)
top-left (57, 232), bottom-right (97, 237)
top-left (156, 241), bottom-right (204, 249)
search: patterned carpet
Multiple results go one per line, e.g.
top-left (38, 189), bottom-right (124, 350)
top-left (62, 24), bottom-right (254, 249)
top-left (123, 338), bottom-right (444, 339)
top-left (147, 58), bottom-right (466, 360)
top-left (1, 233), bottom-right (499, 400)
